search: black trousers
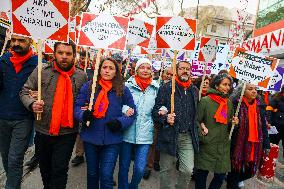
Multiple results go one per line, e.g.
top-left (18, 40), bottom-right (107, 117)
top-left (227, 169), bottom-right (253, 189)
top-left (35, 132), bottom-right (77, 189)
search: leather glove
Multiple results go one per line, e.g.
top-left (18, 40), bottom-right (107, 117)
top-left (82, 110), bottom-right (93, 123)
top-left (106, 119), bottom-right (122, 132)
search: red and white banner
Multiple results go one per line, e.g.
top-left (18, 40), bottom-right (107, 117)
top-left (198, 37), bottom-right (218, 62)
top-left (77, 13), bottom-right (129, 51)
top-left (69, 16), bottom-right (76, 43)
top-left (127, 18), bottom-right (153, 48)
top-left (156, 16), bottom-right (196, 51)
top-left (44, 39), bottom-right (56, 54)
top-left (11, 0), bottom-right (69, 42)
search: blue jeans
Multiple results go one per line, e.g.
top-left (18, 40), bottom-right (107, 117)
top-left (118, 142), bottom-right (150, 189)
top-left (84, 142), bottom-right (120, 189)
top-left (0, 119), bottom-right (33, 189)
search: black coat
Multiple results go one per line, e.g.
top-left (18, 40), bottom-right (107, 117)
top-left (152, 82), bottom-right (200, 156)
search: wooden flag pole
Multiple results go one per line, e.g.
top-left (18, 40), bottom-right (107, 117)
top-left (0, 31), bottom-right (10, 56)
top-left (123, 48), bottom-right (132, 79)
top-left (36, 39), bottom-right (43, 121)
top-left (170, 50), bottom-right (178, 116)
top-left (84, 47), bottom-right (89, 73)
top-left (228, 82), bottom-right (246, 140)
top-left (86, 48), bottom-right (102, 127)
top-left (158, 51), bottom-right (167, 84)
top-left (199, 61), bottom-right (208, 100)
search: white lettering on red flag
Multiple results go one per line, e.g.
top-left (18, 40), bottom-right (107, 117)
top-left (156, 16), bottom-right (196, 50)
top-left (11, 0), bottom-right (69, 42)
top-left (77, 13), bottom-right (129, 51)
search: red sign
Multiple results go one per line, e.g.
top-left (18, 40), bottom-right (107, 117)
top-left (11, 0), bottom-right (69, 42)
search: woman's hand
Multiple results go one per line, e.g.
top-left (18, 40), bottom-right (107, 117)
top-left (125, 108), bottom-right (134, 117)
top-left (200, 123), bottom-right (208, 136)
top-left (232, 116), bottom-right (239, 125)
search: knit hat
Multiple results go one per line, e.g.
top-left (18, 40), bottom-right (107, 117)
top-left (135, 58), bottom-right (152, 72)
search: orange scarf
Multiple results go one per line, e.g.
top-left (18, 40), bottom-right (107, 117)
top-left (243, 97), bottom-right (259, 161)
top-left (93, 79), bottom-right (113, 118)
top-left (175, 76), bottom-right (191, 89)
top-left (135, 76), bottom-right (152, 92)
top-left (49, 62), bottom-right (75, 135)
top-left (10, 48), bottom-right (33, 73)
top-left (208, 94), bottom-right (228, 124)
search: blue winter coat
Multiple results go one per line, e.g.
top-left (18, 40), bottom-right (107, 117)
top-left (0, 52), bottom-right (38, 120)
top-left (123, 77), bottom-right (159, 144)
top-left (74, 81), bottom-right (136, 145)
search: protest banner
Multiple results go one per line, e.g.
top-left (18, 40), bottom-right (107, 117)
top-left (77, 13), bottom-right (129, 51)
top-left (69, 16), bottom-right (76, 43)
top-left (0, 11), bottom-right (11, 29)
top-left (127, 18), bottom-right (153, 48)
top-left (229, 48), bottom-right (278, 88)
top-left (44, 39), bottom-right (56, 54)
top-left (163, 49), bottom-right (185, 61)
top-left (211, 44), bottom-right (230, 74)
top-left (259, 66), bottom-right (284, 92)
top-left (11, 0), bottom-right (70, 42)
top-left (138, 36), bottom-right (162, 55)
top-left (198, 37), bottom-right (218, 62)
top-left (191, 60), bottom-right (212, 76)
top-left (156, 16), bottom-right (196, 51)
top-left (190, 41), bottom-right (200, 61)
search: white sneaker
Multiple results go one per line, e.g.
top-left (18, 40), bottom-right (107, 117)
top-left (238, 181), bottom-right (245, 187)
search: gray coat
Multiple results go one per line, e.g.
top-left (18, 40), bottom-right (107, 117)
top-left (152, 82), bottom-right (200, 156)
top-left (20, 64), bottom-right (87, 135)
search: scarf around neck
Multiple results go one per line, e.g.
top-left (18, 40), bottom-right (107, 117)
top-left (175, 76), bottom-right (191, 89)
top-left (93, 79), bottom-right (113, 118)
top-left (10, 48), bottom-right (33, 73)
top-left (208, 93), bottom-right (228, 124)
top-left (49, 62), bottom-right (75, 135)
top-left (134, 75), bottom-right (152, 92)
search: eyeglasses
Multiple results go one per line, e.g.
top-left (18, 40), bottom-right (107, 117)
top-left (178, 67), bottom-right (191, 71)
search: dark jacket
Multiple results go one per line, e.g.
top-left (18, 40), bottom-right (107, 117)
top-left (74, 81), bottom-right (136, 145)
top-left (20, 63), bottom-right (88, 135)
top-left (269, 95), bottom-right (284, 126)
top-left (0, 52), bottom-right (38, 120)
top-left (152, 82), bottom-right (200, 156)
top-left (195, 88), bottom-right (234, 173)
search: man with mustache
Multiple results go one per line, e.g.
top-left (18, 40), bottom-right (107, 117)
top-left (20, 41), bottom-right (87, 189)
top-left (152, 61), bottom-right (200, 189)
top-left (0, 35), bottom-right (38, 189)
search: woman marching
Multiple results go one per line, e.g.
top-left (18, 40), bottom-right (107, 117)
top-left (74, 57), bottom-right (136, 189)
top-left (227, 83), bottom-right (270, 189)
top-left (118, 58), bottom-right (159, 189)
top-left (195, 73), bottom-right (238, 189)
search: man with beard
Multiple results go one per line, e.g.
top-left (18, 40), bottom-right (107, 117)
top-left (152, 61), bottom-right (199, 189)
top-left (20, 41), bottom-right (87, 189)
top-left (0, 35), bottom-right (38, 189)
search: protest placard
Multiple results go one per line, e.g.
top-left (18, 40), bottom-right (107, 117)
top-left (260, 66), bottom-right (284, 92)
top-left (211, 44), bottom-right (230, 74)
top-left (163, 49), bottom-right (185, 61)
top-left (156, 16), bottom-right (196, 50)
top-left (69, 16), bottom-right (76, 43)
top-left (11, 0), bottom-right (69, 42)
top-left (44, 39), bottom-right (56, 54)
top-left (127, 18), bottom-right (153, 48)
top-left (198, 37), bottom-right (218, 62)
top-left (77, 13), bottom-right (129, 51)
top-left (191, 60), bottom-right (212, 77)
top-left (190, 41), bottom-right (200, 61)
top-left (229, 48), bottom-right (278, 88)
top-left (0, 12), bottom-right (11, 29)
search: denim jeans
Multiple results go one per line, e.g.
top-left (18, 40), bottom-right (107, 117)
top-left (118, 142), bottom-right (150, 189)
top-left (84, 142), bottom-right (120, 189)
top-left (195, 169), bottom-right (226, 189)
top-left (159, 133), bottom-right (194, 189)
top-left (0, 119), bottom-right (33, 189)
top-left (36, 132), bottom-right (77, 189)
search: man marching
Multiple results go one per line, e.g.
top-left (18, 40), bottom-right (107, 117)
top-left (20, 41), bottom-right (87, 189)
top-left (0, 35), bottom-right (38, 189)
